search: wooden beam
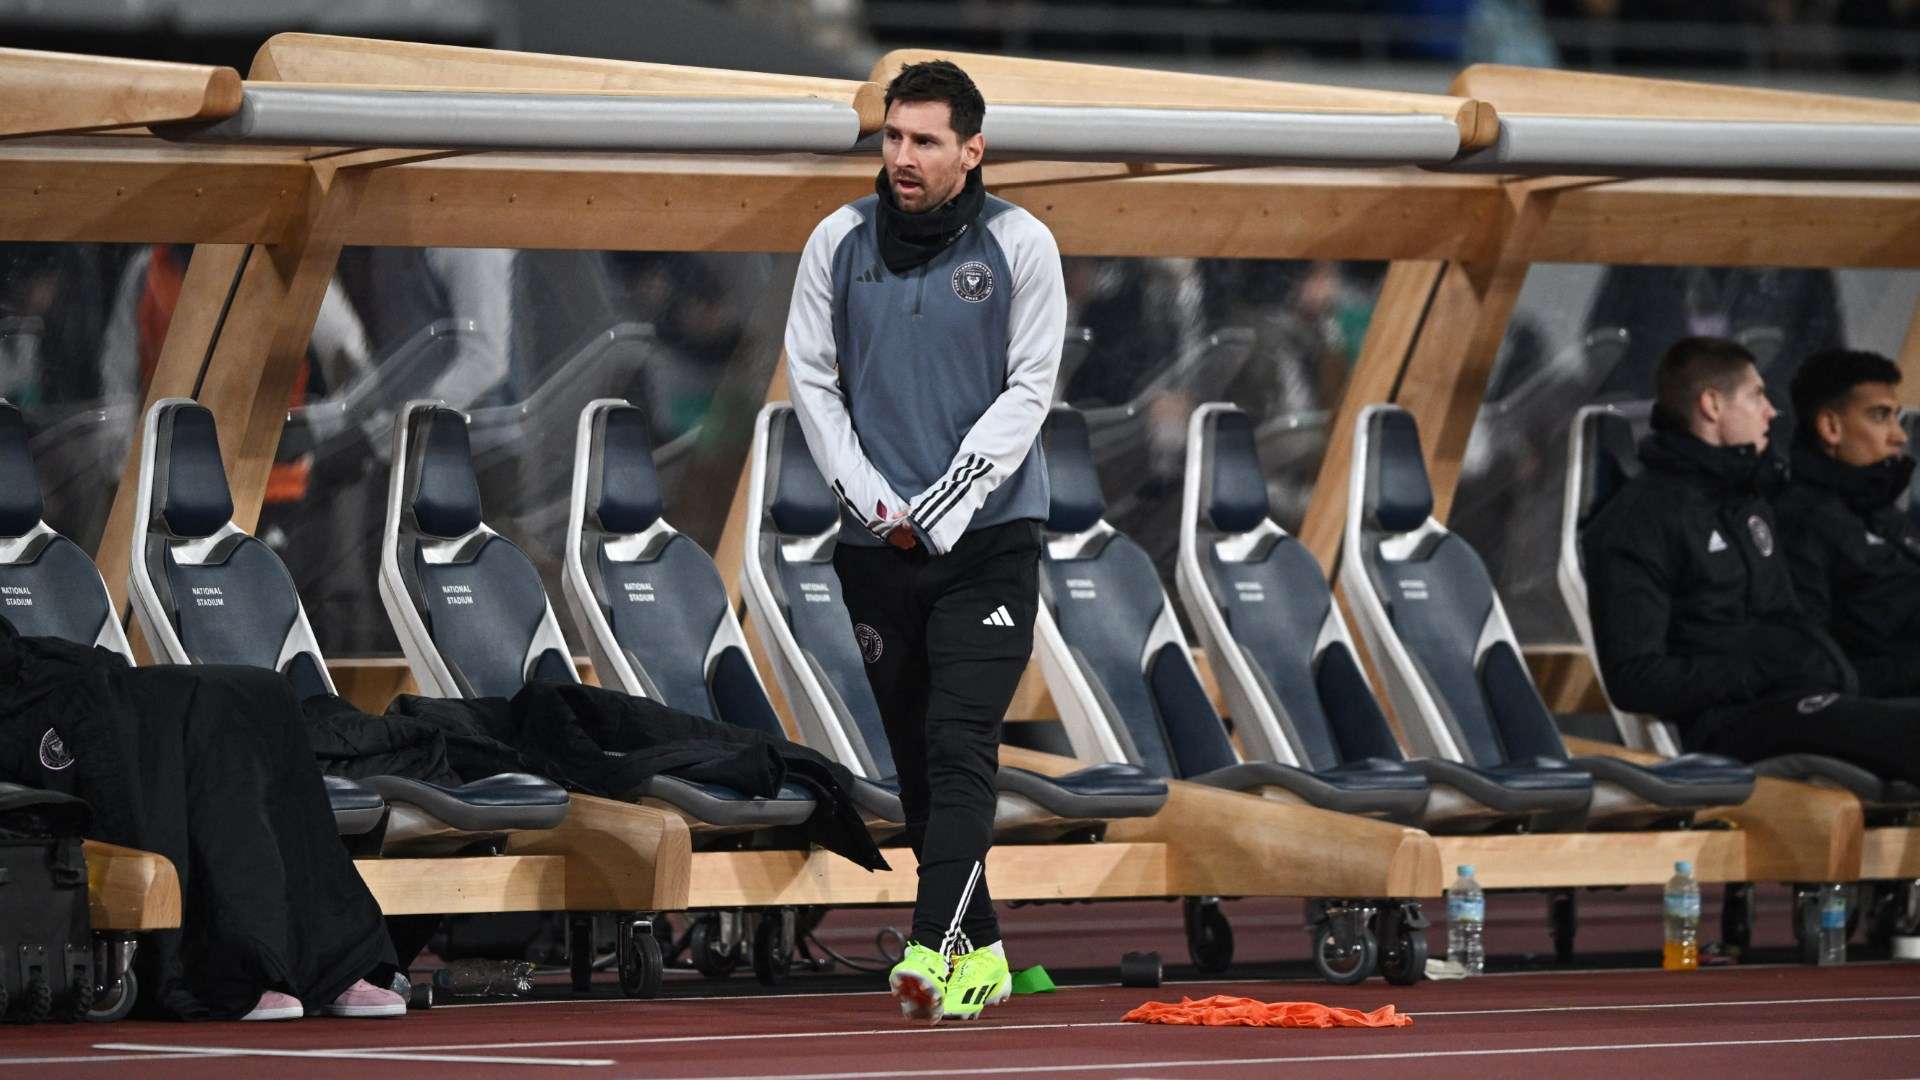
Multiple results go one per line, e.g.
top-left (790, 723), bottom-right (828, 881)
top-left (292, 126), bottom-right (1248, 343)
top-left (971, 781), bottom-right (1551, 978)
top-left (687, 842), bottom-right (1171, 908)
top-left (0, 49), bottom-right (240, 138)
top-left (1434, 830), bottom-right (1748, 888)
top-left (1898, 294), bottom-right (1920, 409)
top-left (1525, 646), bottom-right (1609, 714)
top-left (1538, 179), bottom-right (1920, 268)
top-left (252, 34), bottom-right (884, 136)
top-left (504, 795), bottom-right (691, 912)
top-left (1004, 746), bottom-right (1444, 898)
top-left (83, 841), bottom-right (181, 931)
top-left (1298, 260), bottom-right (1445, 572)
top-left (340, 157), bottom-right (1499, 260)
top-left (1453, 63), bottom-right (1920, 125)
top-left (1396, 184), bottom-right (1558, 525)
top-left (876, 49), bottom-right (1498, 149)
top-left (1861, 826), bottom-right (1920, 880)
top-left (356, 855), bottom-right (571, 915)
top-left (0, 141), bottom-right (305, 244)
top-left (96, 243), bottom-right (252, 619)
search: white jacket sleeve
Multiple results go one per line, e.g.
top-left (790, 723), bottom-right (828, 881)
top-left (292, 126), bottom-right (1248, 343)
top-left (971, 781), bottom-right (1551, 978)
top-left (906, 209), bottom-right (1066, 555)
top-left (785, 210), bottom-right (908, 540)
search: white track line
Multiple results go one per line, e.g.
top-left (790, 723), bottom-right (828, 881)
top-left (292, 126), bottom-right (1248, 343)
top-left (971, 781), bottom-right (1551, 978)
top-left (94, 1043), bottom-right (613, 1067)
top-left (627, 1033), bottom-right (1920, 1080)
top-left (0, 1053), bottom-right (209, 1066)
top-left (277, 993), bottom-right (1920, 1056)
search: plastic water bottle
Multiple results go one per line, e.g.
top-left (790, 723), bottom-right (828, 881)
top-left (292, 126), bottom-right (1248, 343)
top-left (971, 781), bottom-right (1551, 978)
top-left (1819, 883), bottom-right (1849, 965)
top-left (431, 959), bottom-right (537, 998)
top-left (1446, 865), bottom-right (1485, 976)
top-left (1662, 861), bottom-right (1700, 970)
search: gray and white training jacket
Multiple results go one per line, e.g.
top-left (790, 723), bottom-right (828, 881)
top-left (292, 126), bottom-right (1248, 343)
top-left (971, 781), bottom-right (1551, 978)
top-left (784, 191), bottom-right (1067, 555)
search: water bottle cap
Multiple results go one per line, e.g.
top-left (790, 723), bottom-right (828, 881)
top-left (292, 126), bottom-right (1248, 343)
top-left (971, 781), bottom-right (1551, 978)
top-left (1675, 860), bottom-right (1693, 874)
top-left (1457, 865), bottom-right (1475, 877)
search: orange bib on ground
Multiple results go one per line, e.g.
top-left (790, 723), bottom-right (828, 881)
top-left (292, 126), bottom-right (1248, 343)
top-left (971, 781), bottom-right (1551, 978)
top-left (1122, 995), bottom-right (1413, 1028)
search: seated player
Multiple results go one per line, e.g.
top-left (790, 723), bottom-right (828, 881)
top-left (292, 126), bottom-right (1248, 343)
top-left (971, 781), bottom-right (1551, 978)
top-left (1774, 349), bottom-right (1920, 697)
top-left (1582, 336), bottom-right (1920, 785)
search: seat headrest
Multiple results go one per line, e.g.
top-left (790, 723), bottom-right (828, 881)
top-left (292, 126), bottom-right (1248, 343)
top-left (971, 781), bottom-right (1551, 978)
top-left (592, 405), bottom-right (663, 534)
top-left (1365, 408), bottom-right (1432, 534)
top-left (1041, 407), bottom-right (1105, 534)
top-left (155, 404), bottom-right (234, 539)
top-left (1580, 410), bottom-right (1641, 526)
top-left (0, 401), bottom-right (43, 539)
top-left (768, 410), bottom-right (839, 536)
top-left (1203, 409), bottom-right (1270, 534)
top-left (406, 407), bottom-right (483, 539)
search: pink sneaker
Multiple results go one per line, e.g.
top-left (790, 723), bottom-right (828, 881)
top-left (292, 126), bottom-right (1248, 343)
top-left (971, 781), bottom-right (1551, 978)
top-left (240, 990), bottom-right (303, 1021)
top-left (321, 979), bottom-right (406, 1019)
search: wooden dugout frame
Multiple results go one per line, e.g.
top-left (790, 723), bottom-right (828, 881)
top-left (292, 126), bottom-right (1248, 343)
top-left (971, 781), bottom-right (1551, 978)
top-left (20, 39), bottom-right (1918, 927)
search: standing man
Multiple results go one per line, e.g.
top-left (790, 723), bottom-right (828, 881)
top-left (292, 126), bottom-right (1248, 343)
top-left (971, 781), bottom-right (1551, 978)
top-left (783, 60), bottom-right (1065, 1023)
top-left (1774, 349), bottom-right (1920, 696)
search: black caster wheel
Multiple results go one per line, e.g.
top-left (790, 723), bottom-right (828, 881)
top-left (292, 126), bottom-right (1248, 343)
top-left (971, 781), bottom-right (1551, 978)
top-left (1377, 904), bottom-right (1429, 986)
top-left (1721, 883), bottom-right (1755, 958)
top-left (617, 919), bottom-right (664, 999)
top-left (1119, 950), bottom-right (1163, 988)
top-left (1311, 920), bottom-right (1378, 986)
top-left (1549, 890), bottom-right (1577, 964)
top-left (568, 915), bottom-right (596, 993)
top-left (690, 915), bottom-right (740, 979)
top-left (407, 980), bottom-right (434, 1010)
top-left (22, 971), bottom-right (52, 1023)
top-left (753, 909), bottom-right (795, 987)
top-left (57, 966), bottom-right (94, 1023)
top-left (1793, 886), bottom-right (1823, 965)
top-left (87, 937), bottom-right (138, 1022)
top-left (1183, 898), bottom-right (1234, 975)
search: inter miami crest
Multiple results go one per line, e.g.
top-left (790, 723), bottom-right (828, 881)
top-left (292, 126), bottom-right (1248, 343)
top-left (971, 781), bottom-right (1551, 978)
top-left (854, 623), bottom-right (884, 664)
top-left (951, 261), bottom-right (994, 303)
top-left (39, 727), bottom-right (73, 771)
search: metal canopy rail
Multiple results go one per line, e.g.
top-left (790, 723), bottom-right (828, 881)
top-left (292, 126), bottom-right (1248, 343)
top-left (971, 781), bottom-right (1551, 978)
top-left (983, 105), bottom-right (1465, 165)
top-left (1440, 115), bottom-right (1920, 179)
top-left (159, 85), bottom-right (866, 154)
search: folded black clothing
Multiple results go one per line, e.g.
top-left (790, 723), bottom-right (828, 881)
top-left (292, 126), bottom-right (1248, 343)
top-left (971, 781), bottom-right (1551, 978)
top-left (0, 620), bottom-right (395, 1020)
top-left (304, 680), bottom-right (887, 871)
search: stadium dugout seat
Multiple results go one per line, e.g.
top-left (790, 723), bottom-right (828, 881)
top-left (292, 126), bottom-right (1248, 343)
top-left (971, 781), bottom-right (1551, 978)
top-left (128, 398), bottom-right (568, 853)
top-left (563, 399), bottom-right (908, 838)
top-left (380, 400), bottom-right (816, 837)
top-left (1171, 403), bottom-right (1483, 827)
top-left (1564, 402), bottom-right (1920, 820)
top-left (1342, 404), bottom-right (1755, 831)
top-left (740, 402), bottom-right (1169, 842)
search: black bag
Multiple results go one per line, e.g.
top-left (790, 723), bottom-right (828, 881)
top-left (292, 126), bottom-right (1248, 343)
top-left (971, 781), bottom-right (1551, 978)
top-left (0, 781), bottom-right (94, 1022)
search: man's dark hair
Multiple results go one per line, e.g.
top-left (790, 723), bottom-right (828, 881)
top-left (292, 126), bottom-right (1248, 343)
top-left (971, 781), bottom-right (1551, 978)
top-left (1654, 336), bottom-right (1758, 428)
top-left (884, 60), bottom-right (985, 140)
top-left (1789, 347), bottom-right (1902, 445)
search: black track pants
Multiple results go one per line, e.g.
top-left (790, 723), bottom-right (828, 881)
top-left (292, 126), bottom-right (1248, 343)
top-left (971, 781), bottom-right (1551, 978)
top-left (833, 519), bottom-right (1041, 953)
top-left (1692, 692), bottom-right (1920, 786)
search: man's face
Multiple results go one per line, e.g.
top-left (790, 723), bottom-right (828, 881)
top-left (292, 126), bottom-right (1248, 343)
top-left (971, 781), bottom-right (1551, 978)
top-left (882, 100), bottom-right (984, 213)
top-left (1703, 364), bottom-right (1778, 452)
top-left (1817, 381), bottom-right (1907, 468)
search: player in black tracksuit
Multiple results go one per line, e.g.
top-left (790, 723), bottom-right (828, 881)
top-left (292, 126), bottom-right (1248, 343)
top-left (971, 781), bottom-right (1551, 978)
top-left (1583, 337), bottom-right (1920, 785)
top-left (1773, 349), bottom-right (1920, 698)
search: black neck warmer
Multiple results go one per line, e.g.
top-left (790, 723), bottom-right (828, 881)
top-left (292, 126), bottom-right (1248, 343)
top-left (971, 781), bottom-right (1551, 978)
top-left (1790, 440), bottom-right (1916, 514)
top-left (1639, 426), bottom-right (1788, 499)
top-left (873, 166), bottom-right (985, 274)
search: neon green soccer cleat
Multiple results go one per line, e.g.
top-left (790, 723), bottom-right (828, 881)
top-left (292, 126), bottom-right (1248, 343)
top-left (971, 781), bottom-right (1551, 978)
top-left (940, 945), bottom-right (1011, 1021)
top-left (888, 942), bottom-right (950, 1023)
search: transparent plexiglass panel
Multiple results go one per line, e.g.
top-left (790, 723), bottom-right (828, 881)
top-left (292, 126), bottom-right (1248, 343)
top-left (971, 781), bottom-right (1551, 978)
top-left (1454, 264), bottom-right (1920, 644)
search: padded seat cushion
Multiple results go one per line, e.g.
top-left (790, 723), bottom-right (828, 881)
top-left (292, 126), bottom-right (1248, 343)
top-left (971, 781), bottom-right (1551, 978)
top-left (325, 775), bottom-right (386, 837)
top-left (0, 536), bottom-right (112, 646)
top-left (165, 536), bottom-right (301, 670)
top-left (361, 772), bottom-right (569, 832)
top-left (996, 763), bottom-right (1167, 819)
top-left (597, 536), bottom-right (729, 720)
top-left (1756, 753), bottom-right (1920, 808)
top-left (849, 776), bottom-right (905, 825)
top-left (636, 774), bottom-right (815, 828)
top-left (415, 534), bottom-right (551, 699)
top-left (1190, 757), bottom-right (1429, 821)
top-left (1413, 756), bottom-right (1592, 814)
top-left (1574, 753), bottom-right (1756, 810)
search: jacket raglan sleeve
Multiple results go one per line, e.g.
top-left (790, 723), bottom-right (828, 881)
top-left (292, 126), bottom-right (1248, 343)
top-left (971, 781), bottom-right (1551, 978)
top-left (785, 211), bottom-right (908, 540)
top-left (905, 209), bottom-right (1067, 555)
top-left (1584, 512), bottom-right (1769, 718)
